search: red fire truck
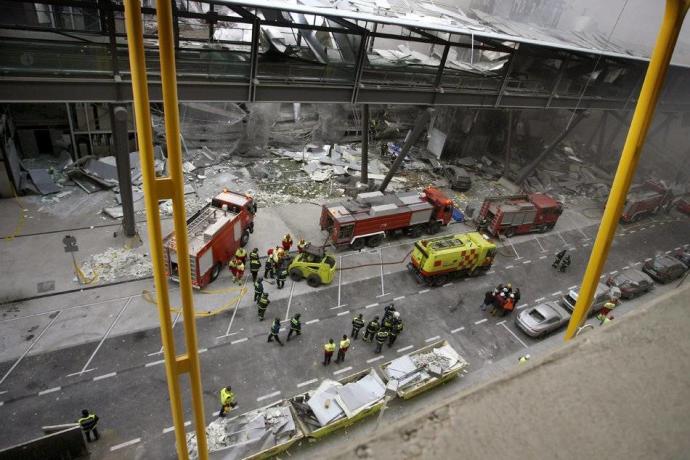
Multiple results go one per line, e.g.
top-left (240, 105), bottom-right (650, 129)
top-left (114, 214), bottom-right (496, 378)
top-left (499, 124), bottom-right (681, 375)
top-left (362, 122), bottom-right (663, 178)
top-left (475, 193), bottom-right (563, 237)
top-left (163, 189), bottom-right (256, 288)
top-left (320, 186), bottom-right (454, 250)
top-left (620, 180), bottom-right (672, 223)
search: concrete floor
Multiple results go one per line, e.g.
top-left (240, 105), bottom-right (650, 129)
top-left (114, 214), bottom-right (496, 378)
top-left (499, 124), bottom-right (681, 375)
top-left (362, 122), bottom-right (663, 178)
top-left (0, 190), bottom-right (688, 459)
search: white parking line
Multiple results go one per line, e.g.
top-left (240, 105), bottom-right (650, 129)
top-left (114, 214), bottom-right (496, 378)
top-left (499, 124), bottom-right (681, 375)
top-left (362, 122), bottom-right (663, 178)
top-left (443, 282), bottom-right (453, 287)
top-left (284, 281), bottom-right (296, 322)
top-left (38, 386), bottom-right (61, 396)
top-left (675, 247), bottom-right (681, 250)
top-left (505, 265), bottom-right (514, 269)
top-left (198, 348), bottom-right (208, 354)
top-left (568, 285), bottom-right (578, 290)
top-left (451, 326), bottom-right (465, 334)
top-left (517, 304), bottom-right (528, 310)
top-left (534, 236), bottom-right (546, 252)
top-left (551, 291), bottom-right (562, 296)
top-left (496, 320), bottom-right (507, 326)
top-left (582, 242), bottom-right (591, 247)
top-left (535, 297), bottom-right (545, 302)
top-left (93, 372), bottom-right (117, 382)
top-left (297, 378), bottom-right (318, 388)
top-left (337, 310), bottom-right (350, 316)
top-left (256, 391), bottom-right (281, 402)
top-left (644, 258), bottom-right (652, 262)
top-left (539, 255), bottom-right (547, 260)
top-left (305, 319), bottom-right (320, 325)
top-left (633, 262), bottom-right (641, 266)
top-left (378, 249), bottom-right (388, 297)
top-left (474, 319), bottom-right (487, 325)
top-left (333, 366), bottom-right (353, 376)
top-left (366, 355), bottom-right (385, 363)
top-left (163, 421), bottom-right (191, 434)
top-left (665, 250), bottom-right (671, 254)
top-left (610, 270), bottom-right (618, 275)
top-left (507, 238), bottom-right (521, 260)
top-left (110, 438), bottom-right (141, 451)
top-left (622, 266), bottom-right (630, 270)
top-left (393, 296), bottom-right (405, 301)
top-left (223, 276), bottom-right (247, 337)
top-left (500, 323), bottom-right (529, 348)
top-left (487, 270), bottom-right (496, 274)
top-left (425, 336), bottom-right (441, 343)
top-left (0, 310), bottom-right (61, 387)
top-left (397, 345), bottom-right (414, 353)
top-left (522, 260), bottom-right (532, 264)
top-left (365, 303), bottom-right (378, 309)
top-left (231, 337), bottom-right (248, 345)
top-left (145, 359), bottom-right (165, 367)
top-left (418, 289), bottom-right (430, 294)
top-left (0, 402), bottom-right (3, 407)
top-left (600, 275), bottom-right (606, 279)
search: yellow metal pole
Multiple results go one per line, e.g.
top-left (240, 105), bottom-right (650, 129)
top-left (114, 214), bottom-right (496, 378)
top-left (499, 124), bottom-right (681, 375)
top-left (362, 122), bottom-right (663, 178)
top-left (154, 0), bottom-right (209, 458)
top-left (564, 0), bottom-right (689, 340)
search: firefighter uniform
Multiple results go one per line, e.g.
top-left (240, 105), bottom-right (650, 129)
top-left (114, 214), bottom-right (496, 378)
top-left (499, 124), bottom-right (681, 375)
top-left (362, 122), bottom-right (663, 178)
top-left (335, 336), bottom-right (350, 363)
top-left (218, 386), bottom-right (237, 417)
top-left (249, 251), bottom-right (261, 282)
top-left (388, 320), bottom-right (403, 346)
top-left (323, 340), bottom-right (335, 365)
top-left (254, 278), bottom-right (264, 302)
top-left (287, 314), bottom-right (301, 341)
top-left (268, 319), bottom-right (283, 345)
top-left (276, 264), bottom-right (288, 289)
top-left (351, 314), bottom-right (365, 339)
top-left (282, 234), bottom-right (293, 251)
top-left (264, 257), bottom-right (275, 278)
top-left (78, 410), bottom-right (99, 442)
top-left (257, 293), bottom-right (270, 320)
top-left (297, 239), bottom-right (307, 253)
top-left (234, 247), bottom-right (247, 264)
top-left (375, 328), bottom-right (389, 353)
top-left (363, 318), bottom-right (380, 342)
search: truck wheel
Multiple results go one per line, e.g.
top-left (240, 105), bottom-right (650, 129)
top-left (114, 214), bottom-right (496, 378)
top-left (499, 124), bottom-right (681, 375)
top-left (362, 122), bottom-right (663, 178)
top-left (240, 229), bottom-right (250, 247)
top-left (504, 228), bottom-right (515, 238)
top-left (307, 274), bottom-right (321, 287)
top-left (350, 238), bottom-right (365, 251)
top-left (426, 221), bottom-right (441, 235)
top-left (289, 268), bottom-right (303, 281)
top-left (366, 234), bottom-right (384, 247)
top-left (408, 226), bottom-right (423, 238)
top-left (210, 263), bottom-right (222, 282)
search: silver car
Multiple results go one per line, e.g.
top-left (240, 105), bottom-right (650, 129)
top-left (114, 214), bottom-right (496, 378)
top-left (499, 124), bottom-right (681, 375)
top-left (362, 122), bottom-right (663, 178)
top-left (515, 301), bottom-right (571, 338)
top-left (561, 282), bottom-right (611, 316)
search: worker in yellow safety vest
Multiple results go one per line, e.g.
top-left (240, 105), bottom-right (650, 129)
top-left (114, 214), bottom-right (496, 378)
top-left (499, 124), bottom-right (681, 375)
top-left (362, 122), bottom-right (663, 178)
top-left (234, 247), bottom-right (247, 264)
top-left (228, 257), bottom-right (238, 278)
top-left (218, 386), bottom-right (237, 417)
top-left (78, 409), bottom-right (100, 442)
top-left (518, 354), bottom-right (531, 364)
top-left (323, 339), bottom-right (336, 365)
top-left (335, 335), bottom-right (351, 363)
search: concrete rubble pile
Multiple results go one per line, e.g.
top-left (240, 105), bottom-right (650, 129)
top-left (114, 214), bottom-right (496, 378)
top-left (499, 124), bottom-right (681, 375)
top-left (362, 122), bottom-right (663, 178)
top-left (291, 370), bottom-right (386, 429)
top-left (385, 344), bottom-right (466, 390)
top-left (187, 403), bottom-right (298, 460)
top-left (523, 146), bottom-right (614, 202)
top-left (79, 247), bottom-right (152, 282)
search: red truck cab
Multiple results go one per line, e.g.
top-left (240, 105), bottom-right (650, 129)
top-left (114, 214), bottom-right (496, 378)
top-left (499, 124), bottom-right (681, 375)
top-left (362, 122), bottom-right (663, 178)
top-left (163, 189), bottom-right (256, 288)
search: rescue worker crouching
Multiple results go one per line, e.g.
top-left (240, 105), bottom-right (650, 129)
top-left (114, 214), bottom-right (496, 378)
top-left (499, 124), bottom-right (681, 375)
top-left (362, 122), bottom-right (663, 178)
top-left (78, 409), bottom-right (100, 442)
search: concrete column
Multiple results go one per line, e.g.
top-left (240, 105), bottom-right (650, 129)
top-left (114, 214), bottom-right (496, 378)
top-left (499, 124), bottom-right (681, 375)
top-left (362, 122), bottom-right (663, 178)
top-left (360, 104), bottom-right (369, 184)
top-left (110, 104), bottom-right (136, 237)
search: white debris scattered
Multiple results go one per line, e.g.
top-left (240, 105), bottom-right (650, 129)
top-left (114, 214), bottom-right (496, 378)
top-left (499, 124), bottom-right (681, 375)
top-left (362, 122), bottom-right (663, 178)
top-left (79, 247), bottom-right (152, 282)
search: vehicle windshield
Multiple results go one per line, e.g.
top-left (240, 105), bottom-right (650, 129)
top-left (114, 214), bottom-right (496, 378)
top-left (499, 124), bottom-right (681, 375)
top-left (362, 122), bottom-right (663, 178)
top-left (529, 309), bottom-right (547, 322)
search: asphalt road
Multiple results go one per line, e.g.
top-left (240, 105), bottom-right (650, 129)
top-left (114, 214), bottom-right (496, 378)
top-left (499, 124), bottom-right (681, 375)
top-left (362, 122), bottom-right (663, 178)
top-left (0, 216), bottom-right (688, 459)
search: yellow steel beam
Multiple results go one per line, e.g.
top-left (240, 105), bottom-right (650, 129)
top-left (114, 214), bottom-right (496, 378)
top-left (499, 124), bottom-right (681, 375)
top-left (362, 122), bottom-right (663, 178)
top-left (565, 0), bottom-right (689, 340)
top-left (123, 0), bottom-right (208, 458)
top-left (155, 0), bottom-right (209, 457)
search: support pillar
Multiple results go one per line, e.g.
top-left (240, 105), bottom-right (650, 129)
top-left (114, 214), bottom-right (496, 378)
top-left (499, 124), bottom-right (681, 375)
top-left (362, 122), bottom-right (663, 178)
top-left (110, 104), bottom-right (136, 237)
top-left (360, 104), bottom-right (369, 184)
top-left (515, 110), bottom-right (587, 184)
top-left (379, 108), bottom-right (433, 192)
top-left (503, 110), bottom-right (513, 178)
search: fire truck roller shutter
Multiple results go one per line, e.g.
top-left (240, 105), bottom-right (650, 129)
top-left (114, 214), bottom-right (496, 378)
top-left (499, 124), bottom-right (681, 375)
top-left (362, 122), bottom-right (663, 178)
top-left (199, 250), bottom-right (214, 278)
top-left (409, 208), bottom-right (433, 226)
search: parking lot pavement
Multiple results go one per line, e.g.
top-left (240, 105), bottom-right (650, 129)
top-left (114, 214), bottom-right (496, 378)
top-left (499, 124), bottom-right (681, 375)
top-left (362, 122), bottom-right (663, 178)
top-left (0, 216), bottom-right (687, 457)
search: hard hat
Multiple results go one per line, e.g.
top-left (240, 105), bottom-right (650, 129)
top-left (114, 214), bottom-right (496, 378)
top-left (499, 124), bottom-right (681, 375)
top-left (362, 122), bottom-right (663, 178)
top-left (393, 311), bottom-right (400, 318)
top-left (507, 283), bottom-right (512, 288)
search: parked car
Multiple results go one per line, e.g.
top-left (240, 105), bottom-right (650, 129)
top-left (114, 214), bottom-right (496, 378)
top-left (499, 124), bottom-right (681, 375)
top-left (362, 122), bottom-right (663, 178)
top-left (643, 254), bottom-right (688, 283)
top-left (515, 301), bottom-right (571, 338)
top-left (606, 268), bottom-right (655, 299)
top-left (674, 248), bottom-right (690, 267)
top-left (560, 282), bottom-right (612, 316)
top-left (443, 165), bottom-right (472, 192)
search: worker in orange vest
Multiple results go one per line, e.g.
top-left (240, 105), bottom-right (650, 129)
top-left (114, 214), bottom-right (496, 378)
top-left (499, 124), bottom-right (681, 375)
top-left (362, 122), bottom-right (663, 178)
top-left (234, 247), bottom-right (247, 264)
top-left (282, 233), bottom-right (293, 252)
top-left (228, 257), bottom-right (238, 278)
top-left (234, 259), bottom-right (245, 284)
top-left (297, 238), bottom-right (307, 253)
